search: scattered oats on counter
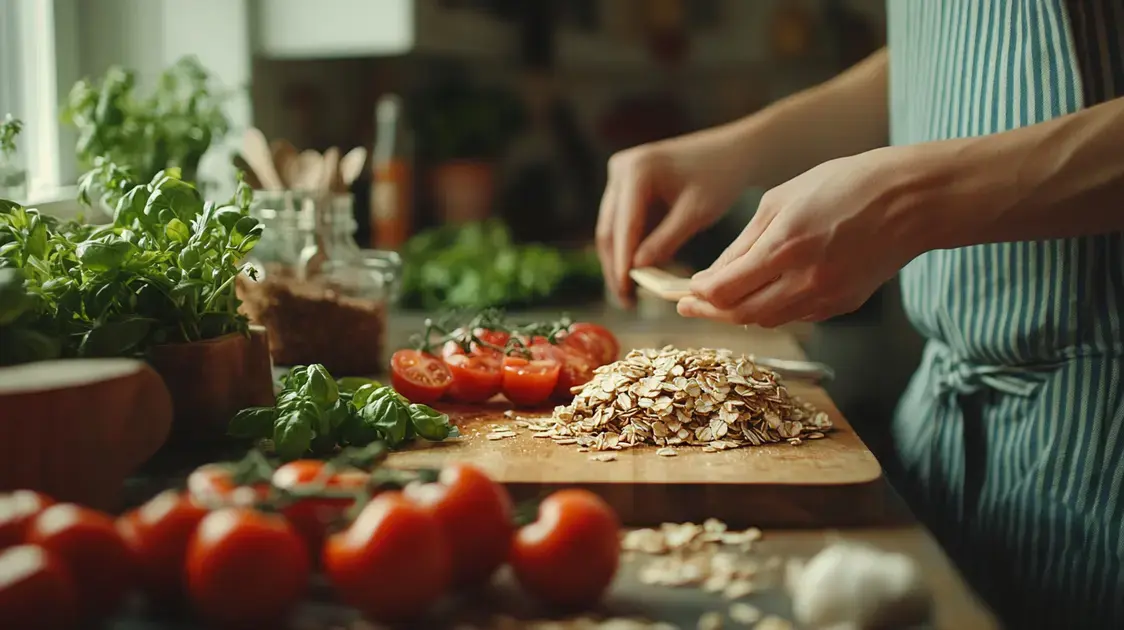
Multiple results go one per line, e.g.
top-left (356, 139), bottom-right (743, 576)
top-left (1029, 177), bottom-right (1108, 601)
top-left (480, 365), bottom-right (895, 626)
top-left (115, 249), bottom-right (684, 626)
top-left (626, 520), bottom-right (775, 595)
top-left (696, 611), bottom-right (723, 630)
top-left (727, 603), bottom-right (762, 625)
top-left (534, 347), bottom-right (831, 453)
top-left (753, 616), bottom-right (794, 630)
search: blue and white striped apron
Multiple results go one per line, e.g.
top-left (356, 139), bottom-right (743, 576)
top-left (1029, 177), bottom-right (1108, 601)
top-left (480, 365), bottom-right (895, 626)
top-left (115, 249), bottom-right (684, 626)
top-left (888, 1), bottom-right (1124, 628)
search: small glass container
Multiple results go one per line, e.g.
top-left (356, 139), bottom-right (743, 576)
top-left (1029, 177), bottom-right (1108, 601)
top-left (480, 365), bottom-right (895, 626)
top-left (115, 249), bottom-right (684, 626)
top-left (236, 191), bottom-right (400, 375)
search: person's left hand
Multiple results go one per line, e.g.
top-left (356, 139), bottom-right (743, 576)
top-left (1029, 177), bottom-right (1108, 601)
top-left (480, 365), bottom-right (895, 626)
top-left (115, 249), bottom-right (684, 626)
top-left (678, 146), bottom-right (933, 327)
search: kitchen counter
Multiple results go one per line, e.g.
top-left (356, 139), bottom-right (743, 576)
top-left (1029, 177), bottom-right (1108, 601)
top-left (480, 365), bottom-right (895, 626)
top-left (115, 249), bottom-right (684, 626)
top-left (114, 314), bottom-right (997, 630)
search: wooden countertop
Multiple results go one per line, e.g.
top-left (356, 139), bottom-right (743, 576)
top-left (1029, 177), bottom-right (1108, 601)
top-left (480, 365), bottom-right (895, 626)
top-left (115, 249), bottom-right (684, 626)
top-left (116, 313), bottom-right (997, 630)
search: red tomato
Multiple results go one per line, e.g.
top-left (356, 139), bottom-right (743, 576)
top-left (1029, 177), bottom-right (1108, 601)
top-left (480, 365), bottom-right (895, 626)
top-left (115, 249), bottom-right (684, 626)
top-left (0, 544), bottom-right (78, 630)
top-left (0, 491), bottom-right (54, 550)
top-left (186, 508), bottom-right (310, 628)
top-left (390, 349), bottom-right (453, 404)
top-left (502, 355), bottom-right (562, 408)
top-left (532, 342), bottom-right (596, 401)
top-left (564, 323), bottom-right (620, 366)
top-left (443, 352), bottom-right (503, 403)
top-left (116, 490), bottom-right (208, 603)
top-left (272, 460), bottom-right (367, 562)
top-left (26, 504), bottom-right (134, 620)
top-left (404, 463), bottom-right (513, 586)
top-left (186, 463), bottom-right (269, 508)
top-left (510, 489), bottom-right (621, 608)
top-left (323, 491), bottom-right (450, 622)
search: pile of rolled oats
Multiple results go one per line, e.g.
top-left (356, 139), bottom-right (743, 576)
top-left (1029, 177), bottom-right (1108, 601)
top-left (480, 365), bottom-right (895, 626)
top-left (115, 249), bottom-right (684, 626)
top-left (539, 347), bottom-right (832, 452)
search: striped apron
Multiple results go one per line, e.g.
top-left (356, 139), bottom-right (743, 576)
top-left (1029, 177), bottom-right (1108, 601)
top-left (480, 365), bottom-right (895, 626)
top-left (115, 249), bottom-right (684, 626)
top-left (887, 1), bottom-right (1124, 628)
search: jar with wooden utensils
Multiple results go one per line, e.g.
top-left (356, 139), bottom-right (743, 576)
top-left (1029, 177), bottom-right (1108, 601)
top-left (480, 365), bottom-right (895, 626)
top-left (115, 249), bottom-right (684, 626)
top-left (236, 190), bottom-right (399, 376)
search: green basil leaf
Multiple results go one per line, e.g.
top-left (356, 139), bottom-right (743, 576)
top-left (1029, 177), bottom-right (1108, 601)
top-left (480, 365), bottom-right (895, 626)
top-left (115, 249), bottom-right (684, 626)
top-left (212, 206), bottom-right (243, 232)
top-left (177, 244), bottom-right (200, 270)
top-left (337, 376), bottom-right (381, 395)
top-left (282, 365), bottom-right (310, 390)
top-left (0, 327), bottom-right (61, 366)
top-left (350, 383), bottom-right (380, 408)
top-left (302, 364), bottom-right (338, 407)
top-left (164, 218), bottom-right (190, 244)
top-left (227, 406), bottom-right (277, 439)
top-left (339, 411), bottom-right (380, 447)
top-left (360, 395), bottom-right (411, 448)
top-left (273, 409), bottom-right (313, 461)
top-left (25, 220), bottom-right (48, 260)
top-left (78, 316), bottom-right (152, 357)
top-left (408, 403), bottom-right (455, 441)
top-left (77, 239), bottom-right (132, 272)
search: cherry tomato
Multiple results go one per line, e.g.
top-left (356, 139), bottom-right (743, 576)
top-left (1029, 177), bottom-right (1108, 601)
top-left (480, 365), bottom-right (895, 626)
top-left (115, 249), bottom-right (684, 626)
top-left (116, 490), bottom-right (208, 603)
top-left (0, 491), bottom-right (55, 550)
top-left (532, 342), bottom-right (596, 401)
top-left (0, 544), bottom-right (78, 630)
top-left (501, 355), bottom-right (561, 408)
top-left (510, 489), bottom-right (621, 609)
top-left (442, 328), bottom-right (510, 357)
top-left (443, 352), bottom-right (503, 403)
top-left (27, 504), bottom-right (134, 621)
top-left (186, 463), bottom-right (269, 508)
top-left (272, 460), bottom-right (366, 562)
top-left (390, 349), bottom-right (453, 404)
top-left (186, 508), bottom-right (310, 628)
top-left (323, 491), bottom-right (450, 623)
top-left (404, 463), bottom-right (513, 586)
top-left (564, 323), bottom-right (620, 366)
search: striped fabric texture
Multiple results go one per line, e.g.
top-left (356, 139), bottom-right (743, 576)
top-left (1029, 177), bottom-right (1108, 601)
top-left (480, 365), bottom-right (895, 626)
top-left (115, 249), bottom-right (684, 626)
top-left (886, 0), bottom-right (1124, 627)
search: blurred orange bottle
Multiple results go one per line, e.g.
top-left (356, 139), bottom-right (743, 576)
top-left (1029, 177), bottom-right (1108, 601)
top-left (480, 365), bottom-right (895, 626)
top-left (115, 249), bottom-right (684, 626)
top-left (370, 94), bottom-right (413, 250)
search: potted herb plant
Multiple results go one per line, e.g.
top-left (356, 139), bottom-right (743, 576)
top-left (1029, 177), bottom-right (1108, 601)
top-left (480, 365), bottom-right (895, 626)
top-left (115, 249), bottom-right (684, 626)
top-left (413, 80), bottom-right (523, 224)
top-left (62, 56), bottom-right (231, 197)
top-left (0, 165), bottom-right (274, 443)
top-left (0, 115), bottom-right (25, 201)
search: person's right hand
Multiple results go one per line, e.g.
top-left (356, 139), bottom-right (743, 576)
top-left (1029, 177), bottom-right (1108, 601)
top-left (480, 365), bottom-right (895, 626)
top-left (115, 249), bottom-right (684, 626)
top-left (596, 126), bottom-right (754, 306)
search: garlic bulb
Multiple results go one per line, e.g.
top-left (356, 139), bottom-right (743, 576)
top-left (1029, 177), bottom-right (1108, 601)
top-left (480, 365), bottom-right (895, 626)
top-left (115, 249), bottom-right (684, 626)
top-left (786, 542), bottom-right (931, 629)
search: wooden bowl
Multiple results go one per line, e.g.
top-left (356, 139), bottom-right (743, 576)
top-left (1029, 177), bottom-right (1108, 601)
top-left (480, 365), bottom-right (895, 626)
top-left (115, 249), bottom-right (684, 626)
top-left (0, 358), bottom-right (173, 510)
top-left (146, 325), bottom-right (274, 444)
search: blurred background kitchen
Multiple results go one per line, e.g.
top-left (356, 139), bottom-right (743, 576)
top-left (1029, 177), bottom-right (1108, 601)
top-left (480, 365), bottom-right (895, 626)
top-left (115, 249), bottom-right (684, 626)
top-left (1, 0), bottom-right (922, 459)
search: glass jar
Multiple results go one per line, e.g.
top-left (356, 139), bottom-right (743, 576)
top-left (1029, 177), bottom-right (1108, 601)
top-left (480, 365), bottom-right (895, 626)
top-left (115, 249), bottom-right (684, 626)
top-left (236, 191), bottom-right (400, 376)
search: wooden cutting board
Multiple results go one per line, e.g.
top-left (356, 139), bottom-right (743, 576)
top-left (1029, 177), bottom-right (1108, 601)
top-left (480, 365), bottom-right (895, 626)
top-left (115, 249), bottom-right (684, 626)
top-left (387, 328), bottom-right (885, 528)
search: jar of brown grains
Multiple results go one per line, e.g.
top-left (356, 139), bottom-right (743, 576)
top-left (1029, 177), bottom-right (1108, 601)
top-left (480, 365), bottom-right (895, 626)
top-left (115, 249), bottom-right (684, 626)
top-left (237, 191), bottom-right (401, 376)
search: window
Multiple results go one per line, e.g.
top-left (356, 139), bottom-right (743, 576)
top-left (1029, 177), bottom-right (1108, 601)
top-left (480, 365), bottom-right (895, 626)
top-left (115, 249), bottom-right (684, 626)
top-left (0, 0), bottom-right (79, 205)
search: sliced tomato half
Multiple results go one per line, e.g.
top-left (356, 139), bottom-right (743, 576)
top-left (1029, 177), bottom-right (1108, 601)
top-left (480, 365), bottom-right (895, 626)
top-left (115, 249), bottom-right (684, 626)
top-left (563, 323), bottom-right (620, 366)
top-left (531, 341), bottom-right (595, 401)
top-left (390, 350), bottom-right (453, 404)
top-left (444, 353), bottom-right (503, 403)
top-left (501, 356), bottom-right (561, 408)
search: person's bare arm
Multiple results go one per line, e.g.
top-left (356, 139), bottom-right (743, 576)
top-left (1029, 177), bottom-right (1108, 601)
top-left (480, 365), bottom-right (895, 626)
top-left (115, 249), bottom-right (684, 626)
top-left (732, 47), bottom-right (890, 189)
top-left (907, 95), bottom-right (1124, 249)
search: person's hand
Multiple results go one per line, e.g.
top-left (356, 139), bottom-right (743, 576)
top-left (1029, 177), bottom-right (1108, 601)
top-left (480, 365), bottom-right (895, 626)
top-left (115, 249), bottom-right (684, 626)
top-left (596, 126), bottom-right (755, 306)
top-left (679, 147), bottom-right (932, 327)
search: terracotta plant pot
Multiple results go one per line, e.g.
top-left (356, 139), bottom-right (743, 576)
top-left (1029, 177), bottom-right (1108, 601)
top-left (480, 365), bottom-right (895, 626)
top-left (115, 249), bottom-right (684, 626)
top-left (146, 325), bottom-right (275, 444)
top-left (432, 160), bottom-right (496, 224)
top-left (0, 358), bottom-right (173, 511)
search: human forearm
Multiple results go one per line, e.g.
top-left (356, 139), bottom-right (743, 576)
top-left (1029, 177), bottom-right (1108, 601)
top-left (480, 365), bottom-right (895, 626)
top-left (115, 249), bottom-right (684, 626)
top-left (903, 96), bottom-right (1124, 250)
top-left (729, 47), bottom-right (890, 189)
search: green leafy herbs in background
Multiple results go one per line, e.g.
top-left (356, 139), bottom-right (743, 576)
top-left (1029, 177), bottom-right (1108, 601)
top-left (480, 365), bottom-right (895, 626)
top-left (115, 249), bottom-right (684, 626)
top-left (62, 56), bottom-right (232, 187)
top-left (0, 115), bottom-right (22, 159)
top-left (0, 268), bottom-right (61, 366)
top-left (0, 166), bottom-right (261, 361)
top-left (400, 219), bottom-right (603, 310)
top-left (229, 365), bottom-right (458, 461)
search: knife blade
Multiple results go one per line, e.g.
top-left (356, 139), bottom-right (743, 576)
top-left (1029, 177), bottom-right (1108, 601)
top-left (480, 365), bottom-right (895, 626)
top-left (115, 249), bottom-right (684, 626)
top-left (749, 355), bottom-right (835, 383)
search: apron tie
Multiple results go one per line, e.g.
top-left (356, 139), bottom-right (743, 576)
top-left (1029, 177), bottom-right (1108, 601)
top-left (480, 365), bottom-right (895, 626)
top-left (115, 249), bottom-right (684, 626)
top-left (927, 341), bottom-right (1059, 398)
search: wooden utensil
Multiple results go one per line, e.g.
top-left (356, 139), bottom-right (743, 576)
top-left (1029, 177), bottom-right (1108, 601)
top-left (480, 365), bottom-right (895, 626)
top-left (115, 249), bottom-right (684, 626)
top-left (319, 146), bottom-right (340, 193)
top-left (232, 155), bottom-right (263, 189)
top-left (292, 150), bottom-right (323, 192)
top-left (630, 267), bottom-right (693, 301)
top-left (241, 128), bottom-right (285, 190)
top-left (338, 146), bottom-right (368, 189)
top-left (271, 139), bottom-right (299, 188)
